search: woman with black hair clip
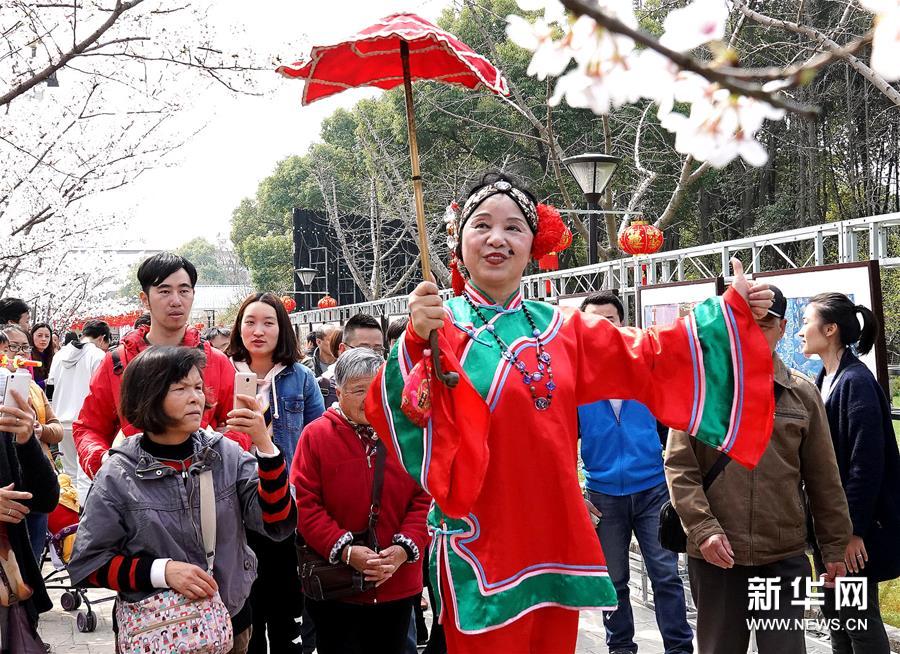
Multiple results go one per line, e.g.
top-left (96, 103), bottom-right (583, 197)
top-left (800, 293), bottom-right (900, 653)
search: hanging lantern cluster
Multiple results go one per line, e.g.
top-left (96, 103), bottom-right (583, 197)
top-left (68, 309), bottom-right (145, 331)
top-left (318, 293), bottom-right (338, 309)
top-left (281, 295), bottom-right (297, 313)
top-left (537, 225), bottom-right (574, 272)
top-left (618, 220), bottom-right (664, 256)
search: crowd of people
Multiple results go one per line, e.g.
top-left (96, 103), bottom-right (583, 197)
top-left (0, 172), bottom-right (898, 654)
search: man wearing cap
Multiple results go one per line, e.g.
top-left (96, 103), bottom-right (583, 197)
top-left (665, 286), bottom-right (853, 653)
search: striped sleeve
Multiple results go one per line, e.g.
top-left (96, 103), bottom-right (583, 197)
top-left (257, 453), bottom-right (292, 523)
top-left (570, 286), bottom-right (774, 469)
top-left (85, 554), bottom-right (155, 592)
top-left (686, 289), bottom-right (774, 466)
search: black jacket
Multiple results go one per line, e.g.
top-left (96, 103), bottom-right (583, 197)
top-left (816, 350), bottom-right (900, 581)
top-left (0, 433), bottom-right (60, 624)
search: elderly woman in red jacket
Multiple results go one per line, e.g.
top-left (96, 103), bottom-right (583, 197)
top-left (291, 347), bottom-right (430, 654)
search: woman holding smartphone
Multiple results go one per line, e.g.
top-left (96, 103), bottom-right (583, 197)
top-left (2, 326), bottom-right (64, 563)
top-left (228, 293), bottom-right (325, 654)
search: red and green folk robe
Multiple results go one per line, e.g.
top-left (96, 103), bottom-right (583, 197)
top-left (365, 281), bottom-right (774, 635)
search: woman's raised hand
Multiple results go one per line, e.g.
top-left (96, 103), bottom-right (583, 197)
top-left (730, 258), bottom-right (774, 320)
top-left (164, 560), bottom-right (219, 600)
top-left (226, 395), bottom-right (273, 455)
top-left (409, 281), bottom-right (444, 341)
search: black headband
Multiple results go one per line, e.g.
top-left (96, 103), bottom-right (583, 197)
top-left (459, 181), bottom-right (538, 232)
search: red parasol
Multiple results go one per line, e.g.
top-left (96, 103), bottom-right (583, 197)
top-left (278, 13), bottom-right (510, 387)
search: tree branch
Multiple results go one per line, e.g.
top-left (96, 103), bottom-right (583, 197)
top-left (734, 0), bottom-right (900, 108)
top-left (0, 0), bottom-right (145, 107)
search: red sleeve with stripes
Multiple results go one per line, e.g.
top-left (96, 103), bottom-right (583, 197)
top-left (85, 554), bottom-right (155, 592)
top-left (257, 454), bottom-right (292, 524)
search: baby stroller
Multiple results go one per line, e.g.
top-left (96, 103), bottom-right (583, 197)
top-left (41, 473), bottom-right (114, 633)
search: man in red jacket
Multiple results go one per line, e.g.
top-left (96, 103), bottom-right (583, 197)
top-left (73, 252), bottom-right (246, 478)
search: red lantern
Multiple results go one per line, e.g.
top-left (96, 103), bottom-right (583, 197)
top-left (281, 295), bottom-right (297, 313)
top-left (318, 293), bottom-right (338, 309)
top-left (537, 226), bottom-right (574, 272)
top-left (618, 220), bottom-right (664, 256)
top-left (538, 253), bottom-right (559, 271)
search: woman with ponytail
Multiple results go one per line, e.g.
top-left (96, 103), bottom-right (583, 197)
top-left (800, 292), bottom-right (900, 653)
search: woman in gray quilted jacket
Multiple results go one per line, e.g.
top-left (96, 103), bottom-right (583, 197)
top-left (67, 346), bottom-right (296, 654)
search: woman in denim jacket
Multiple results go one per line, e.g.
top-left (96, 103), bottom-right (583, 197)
top-left (228, 293), bottom-right (325, 654)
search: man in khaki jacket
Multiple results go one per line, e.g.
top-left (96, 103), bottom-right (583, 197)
top-left (665, 286), bottom-right (851, 654)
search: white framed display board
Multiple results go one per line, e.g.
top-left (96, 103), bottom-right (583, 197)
top-left (754, 261), bottom-right (888, 392)
top-left (636, 278), bottom-right (724, 328)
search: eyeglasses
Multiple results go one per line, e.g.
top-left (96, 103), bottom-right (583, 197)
top-left (344, 343), bottom-right (386, 358)
top-left (7, 344), bottom-right (32, 354)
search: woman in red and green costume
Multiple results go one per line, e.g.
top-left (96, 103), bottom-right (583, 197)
top-left (365, 172), bottom-right (775, 654)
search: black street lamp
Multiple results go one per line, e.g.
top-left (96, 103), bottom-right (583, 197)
top-left (294, 267), bottom-right (317, 311)
top-left (562, 153), bottom-right (621, 265)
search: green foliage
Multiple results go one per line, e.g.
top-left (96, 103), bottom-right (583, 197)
top-left (176, 237), bottom-right (229, 285)
top-left (119, 261), bottom-right (142, 300)
top-left (229, 156), bottom-right (323, 294)
top-left (882, 578), bottom-right (900, 629)
top-left (241, 234), bottom-right (294, 294)
top-left (216, 299), bottom-right (243, 332)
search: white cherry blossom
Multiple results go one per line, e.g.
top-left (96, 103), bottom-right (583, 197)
top-left (664, 87), bottom-right (783, 167)
top-left (549, 55), bottom-right (642, 114)
top-left (507, 0), bottom-right (791, 168)
top-left (659, 0), bottom-right (730, 52)
top-left (506, 15), bottom-right (574, 80)
top-left (634, 49), bottom-right (708, 118)
top-left (860, 0), bottom-right (900, 81)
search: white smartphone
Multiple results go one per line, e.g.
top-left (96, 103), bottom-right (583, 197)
top-left (233, 371), bottom-right (257, 410)
top-left (0, 370), bottom-right (32, 409)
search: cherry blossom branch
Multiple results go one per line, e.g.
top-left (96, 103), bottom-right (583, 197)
top-left (558, 0), bottom-right (819, 116)
top-left (0, 0), bottom-right (144, 107)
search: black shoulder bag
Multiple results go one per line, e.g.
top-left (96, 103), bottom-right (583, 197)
top-left (297, 442), bottom-right (387, 601)
top-left (658, 453), bottom-right (730, 553)
top-left (658, 384), bottom-right (784, 553)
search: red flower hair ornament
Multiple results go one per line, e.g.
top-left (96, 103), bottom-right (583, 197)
top-left (530, 203), bottom-right (567, 260)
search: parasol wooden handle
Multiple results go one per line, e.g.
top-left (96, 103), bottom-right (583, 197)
top-left (429, 331), bottom-right (459, 388)
top-left (400, 40), bottom-right (459, 389)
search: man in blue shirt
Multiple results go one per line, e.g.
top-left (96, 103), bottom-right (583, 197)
top-left (579, 292), bottom-right (693, 654)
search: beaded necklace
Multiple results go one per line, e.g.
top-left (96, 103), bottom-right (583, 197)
top-left (463, 293), bottom-right (555, 411)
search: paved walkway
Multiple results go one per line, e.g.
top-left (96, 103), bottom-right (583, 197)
top-left (38, 582), bottom-right (837, 654)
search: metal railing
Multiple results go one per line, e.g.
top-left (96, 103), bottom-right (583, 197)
top-left (291, 212), bottom-right (900, 328)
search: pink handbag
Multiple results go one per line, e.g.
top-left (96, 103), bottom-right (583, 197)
top-left (115, 470), bottom-right (234, 654)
